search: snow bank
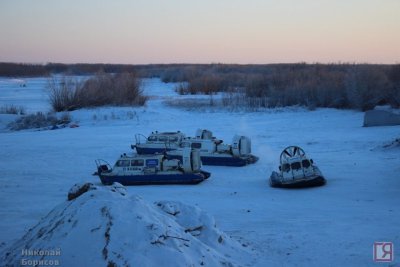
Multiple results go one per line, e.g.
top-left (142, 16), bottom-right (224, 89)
top-left (1, 183), bottom-right (251, 267)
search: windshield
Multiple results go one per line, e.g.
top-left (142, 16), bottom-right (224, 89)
top-left (158, 136), bottom-right (167, 142)
top-left (291, 162), bottom-right (301, 170)
top-left (181, 142), bottom-right (191, 147)
top-left (169, 136), bottom-right (179, 142)
top-left (148, 136), bottom-right (157, 142)
top-left (116, 160), bottom-right (130, 167)
top-left (282, 163), bottom-right (290, 172)
top-left (302, 159), bottom-right (311, 168)
top-left (191, 143), bottom-right (202, 149)
top-left (131, 159), bottom-right (144, 166)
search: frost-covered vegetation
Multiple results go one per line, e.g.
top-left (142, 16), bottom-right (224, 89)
top-left (2, 62), bottom-right (400, 111)
top-left (8, 112), bottom-right (71, 131)
top-left (47, 72), bottom-right (148, 112)
top-left (163, 64), bottom-right (400, 111)
top-left (0, 104), bottom-right (25, 115)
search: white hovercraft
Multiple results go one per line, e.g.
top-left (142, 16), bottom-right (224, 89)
top-left (134, 131), bottom-right (186, 154)
top-left (133, 129), bottom-right (259, 167)
top-left (94, 148), bottom-right (210, 185)
top-left (269, 146), bottom-right (326, 188)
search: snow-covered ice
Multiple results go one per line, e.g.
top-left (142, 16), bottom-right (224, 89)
top-left (0, 77), bottom-right (399, 266)
top-left (0, 77), bottom-right (50, 113)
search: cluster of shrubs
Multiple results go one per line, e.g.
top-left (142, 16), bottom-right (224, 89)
top-left (8, 112), bottom-right (71, 131)
top-left (47, 72), bottom-right (148, 112)
top-left (2, 62), bottom-right (400, 111)
top-left (0, 105), bottom-right (26, 115)
top-left (160, 64), bottom-right (400, 111)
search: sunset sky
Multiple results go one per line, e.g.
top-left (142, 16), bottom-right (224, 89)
top-left (0, 0), bottom-right (399, 64)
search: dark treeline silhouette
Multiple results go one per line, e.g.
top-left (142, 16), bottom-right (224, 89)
top-left (157, 63), bottom-right (400, 111)
top-left (0, 62), bottom-right (189, 77)
top-left (0, 62), bottom-right (138, 76)
top-left (1, 62), bottom-right (399, 110)
top-left (0, 63), bottom-right (49, 76)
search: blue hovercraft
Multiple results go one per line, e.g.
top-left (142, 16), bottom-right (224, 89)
top-left (132, 129), bottom-right (259, 167)
top-left (94, 148), bottom-right (210, 185)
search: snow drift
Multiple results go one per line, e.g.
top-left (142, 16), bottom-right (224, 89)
top-left (1, 183), bottom-right (251, 267)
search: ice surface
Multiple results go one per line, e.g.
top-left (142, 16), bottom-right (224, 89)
top-left (0, 77), bottom-right (399, 266)
top-left (0, 77), bottom-right (51, 113)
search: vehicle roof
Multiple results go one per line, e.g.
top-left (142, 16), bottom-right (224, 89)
top-left (150, 131), bottom-right (183, 135)
top-left (118, 153), bottom-right (164, 160)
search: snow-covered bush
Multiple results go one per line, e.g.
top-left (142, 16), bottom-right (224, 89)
top-left (47, 72), bottom-right (148, 112)
top-left (0, 104), bottom-right (25, 115)
top-left (174, 83), bottom-right (190, 95)
top-left (7, 112), bottom-right (71, 131)
top-left (47, 76), bottom-right (82, 112)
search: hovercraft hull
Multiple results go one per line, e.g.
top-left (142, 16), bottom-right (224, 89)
top-left (201, 154), bottom-right (259, 166)
top-left (168, 154), bottom-right (259, 167)
top-left (99, 173), bottom-right (208, 186)
top-left (270, 171), bottom-right (326, 188)
top-left (135, 146), bottom-right (174, 155)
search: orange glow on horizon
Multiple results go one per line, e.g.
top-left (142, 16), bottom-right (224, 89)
top-left (0, 0), bottom-right (399, 64)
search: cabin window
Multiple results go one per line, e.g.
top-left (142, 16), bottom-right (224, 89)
top-left (146, 159), bottom-right (159, 167)
top-left (302, 160), bottom-right (311, 168)
top-left (148, 136), bottom-right (157, 142)
top-left (282, 163), bottom-right (290, 172)
top-left (158, 136), bottom-right (168, 142)
top-left (181, 142), bottom-right (191, 147)
top-left (191, 142), bottom-right (202, 149)
top-left (291, 162), bottom-right (301, 170)
top-left (131, 159), bottom-right (144, 166)
top-left (169, 136), bottom-right (178, 142)
top-left (116, 160), bottom-right (130, 167)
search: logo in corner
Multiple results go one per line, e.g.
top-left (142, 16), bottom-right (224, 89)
top-left (374, 242), bottom-right (393, 262)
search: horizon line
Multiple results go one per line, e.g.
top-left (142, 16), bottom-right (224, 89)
top-left (1, 61), bottom-right (399, 66)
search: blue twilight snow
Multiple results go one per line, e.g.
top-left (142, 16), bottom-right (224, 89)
top-left (1, 77), bottom-right (399, 266)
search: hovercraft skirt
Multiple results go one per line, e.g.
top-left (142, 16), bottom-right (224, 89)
top-left (99, 173), bottom-right (207, 186)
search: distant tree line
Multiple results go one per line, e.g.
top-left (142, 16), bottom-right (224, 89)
top-left (1, 62), bottom-right (399, 110)
top-left (0, 62), bottom-right (188, 77)
top-left (0, 62), bottom-right (138, 76)
top-left (0, 63), bottom-right (49, 76)
top-left (159, 63), bottom-right (400, 111)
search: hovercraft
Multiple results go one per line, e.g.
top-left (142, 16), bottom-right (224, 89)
top-left (94, 148), bottom-right (210, 185)
top-left (132, 129), bottom-right (259, 167)
top-left (133, 131), bottom-right (185, 154)
top-left (269, 146), bottom-right (326, 188)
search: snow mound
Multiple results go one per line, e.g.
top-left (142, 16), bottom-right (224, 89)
top-left (1, 183), bottom-right (251, 267)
